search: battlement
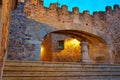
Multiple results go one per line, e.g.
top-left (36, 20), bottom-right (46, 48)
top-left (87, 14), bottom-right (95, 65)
top-left (106, 4), bottom-right (120, 12)
top-left (24, 0), bottom-right (120, 24)
top-left (72, 7), bottom-right (79, 14)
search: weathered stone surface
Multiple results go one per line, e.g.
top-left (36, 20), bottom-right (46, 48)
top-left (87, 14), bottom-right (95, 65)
top-left (3, 60), bottom-right (120, 80)
top-left (6, 0), bottom-right (120, 64)
top-left (106, 8), bottom-right (120, 63)
top-left (2, 0), bottom-right (120, 80)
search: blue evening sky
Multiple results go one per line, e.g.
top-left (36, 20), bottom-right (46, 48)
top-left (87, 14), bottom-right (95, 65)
top-left (44, 0), bottom-right (120, 14)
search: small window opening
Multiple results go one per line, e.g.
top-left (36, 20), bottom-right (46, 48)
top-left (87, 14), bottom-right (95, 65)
top-left (58, 40), bottom-right (64, 50)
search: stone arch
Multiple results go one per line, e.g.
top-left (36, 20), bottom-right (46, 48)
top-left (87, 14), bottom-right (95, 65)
top-left (39, 22), bottom-right (112, 45)
top-left (7, 20), bottom-right (112, 63)
top-left (40, 28), bottom-right (112, 63)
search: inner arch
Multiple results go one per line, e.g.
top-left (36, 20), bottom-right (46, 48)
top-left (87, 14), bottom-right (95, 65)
top-left (40, 30), bottom-right (110, 63)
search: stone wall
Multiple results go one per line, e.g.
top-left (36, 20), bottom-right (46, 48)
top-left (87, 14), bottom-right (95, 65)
top-left (106, 5), bottom-right (120, 63)
top-left (89, 43), bottom-right (110, 63)
top-left (7, 0), bottom-right (120, 63)
top-left (23, 0), bottom-right (120, 63)
top-left (23, 0), bottom-right (112, 44)
top-left (7, 2), bottom-right (56, 61)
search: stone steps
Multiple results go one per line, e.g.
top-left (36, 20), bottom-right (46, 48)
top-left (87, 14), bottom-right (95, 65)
top-left (4, 68), bottom-right (120, 72)
top-left (2, 60), bottom-right (120, 80)
top-left (3, 72), bottom-right (120, 76)
top-left (4, 60), bottom-right (120, 69)
top-left (3, 77), bottom-right (120, 80)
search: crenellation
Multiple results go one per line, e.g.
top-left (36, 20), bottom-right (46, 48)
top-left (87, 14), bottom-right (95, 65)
top-left (93, 12), bottom-right (99, 19)
top-left (58, 5), bottom-right (71, 23)
top-left (106, 6), bottom-right (112, 12)
top-left (50, 3), bottom-right (57, 9)
top-left (61, 5), bottom-right (68, 12)
top-left (93, 11), bottom-right (98, 15)
top-left (82, 10), bottom-right (91, 20)
top-left (83, 10), bottom-right (90, 15)
top-left (46, 4), bottom-right (59, 23)
top-left (23, 0), bottom-right (120, 25)
top-left (72, 7), bottom-right (79, 14)
top-left (114, 4), bottom-right (119, 11)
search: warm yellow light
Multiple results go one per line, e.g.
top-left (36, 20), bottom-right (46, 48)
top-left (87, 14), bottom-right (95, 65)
top-left (64, 39), bottom-right (80, 49)
top-left (67, 39), bottom-right (80, 45)
top-left (72, 39), bottom-right (80, 45)
top-left (41, 46), bottom-right (44, 53)
top-left (40, 46), bottom-right (44, 58)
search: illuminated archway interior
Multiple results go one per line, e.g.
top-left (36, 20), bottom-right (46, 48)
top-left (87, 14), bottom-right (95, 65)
top-left (40, 30), bottom-right (110, 63)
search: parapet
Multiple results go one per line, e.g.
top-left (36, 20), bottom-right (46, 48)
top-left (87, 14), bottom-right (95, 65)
top-left (93, 12), bottom-right (99, 18)
top-left (72, 7), bottom-right (79, 14)
top-left (114, 4), bottom-right (119, 10)
top-left (106, 6), bottom-right (112, 12)
top-left (50, 3), bottom-right (57, 9)
top-left (61, 5), bottom-right (68, 12)
top-left (83, 10), bottom-right (90, 15)
top-left (106, 4), bottom-right (120, 12)
top-left (24, 0), bottom-right (120, 23)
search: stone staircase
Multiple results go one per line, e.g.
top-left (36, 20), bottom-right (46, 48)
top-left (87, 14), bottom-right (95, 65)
top-left (2, 60), bottom-right (120, 80)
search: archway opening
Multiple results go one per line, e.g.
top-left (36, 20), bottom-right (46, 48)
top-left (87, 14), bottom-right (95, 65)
top-left (40, 30), bottom-right (110, 63)
top-left (41, 33), bottom-right (81, 62)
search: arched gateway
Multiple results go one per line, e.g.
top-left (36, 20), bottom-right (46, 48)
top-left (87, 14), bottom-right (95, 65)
top-left (40, 30), bottom-right (111, 63)
top-left (6, 0), bottom-right (120, 64)
top-left (7, 20), bottom-right (112, 63)
top-left (1, 0), bottom-right (120, 79)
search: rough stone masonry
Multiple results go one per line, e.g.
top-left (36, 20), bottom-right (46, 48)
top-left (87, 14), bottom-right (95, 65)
top-left (7, 0), bottom-right (120, 64)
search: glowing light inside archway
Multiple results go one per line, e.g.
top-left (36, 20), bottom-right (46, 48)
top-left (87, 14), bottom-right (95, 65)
top-left (72, 39), bottom-right (80, 45)
top-left (40, 46), bottom-right (44, 59)
top-left (65, 39), bottom-right (80, 48)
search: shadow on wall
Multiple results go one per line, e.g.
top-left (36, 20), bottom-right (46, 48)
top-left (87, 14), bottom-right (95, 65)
top-left (7, 10), bottom-right (57, 61)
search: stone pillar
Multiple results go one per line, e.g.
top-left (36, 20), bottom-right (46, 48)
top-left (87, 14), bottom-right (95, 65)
top-left (81, 42), bottom-right (92, 63)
